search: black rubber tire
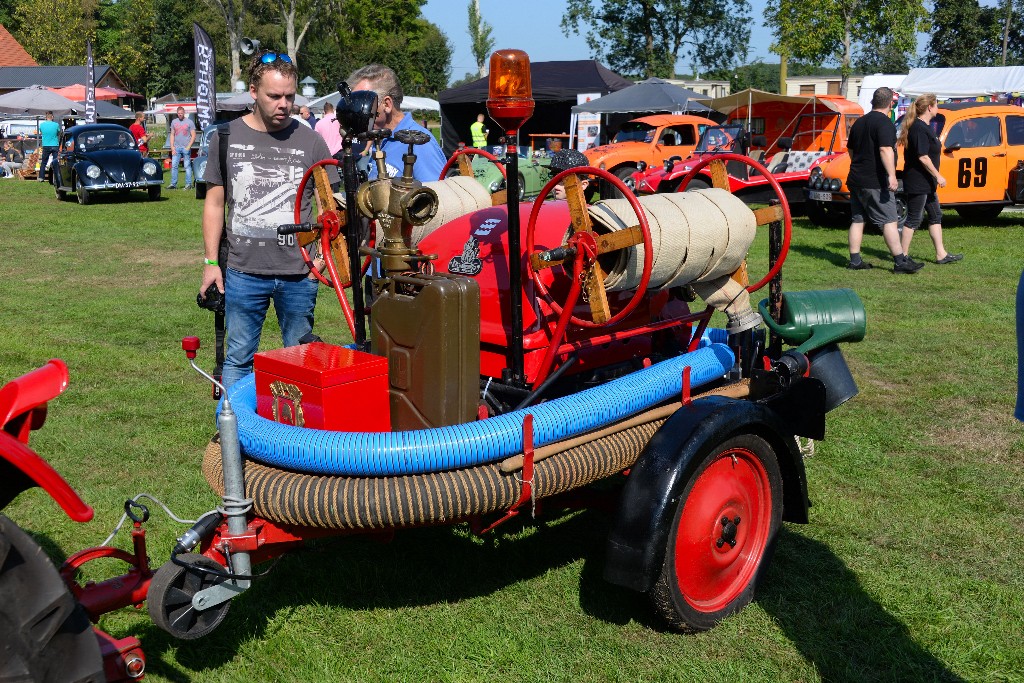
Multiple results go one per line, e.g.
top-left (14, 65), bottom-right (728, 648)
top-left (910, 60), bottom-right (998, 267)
top-left (195, 183), bottom-right (206, 200)
top-left (956, 205), bottom-right (1003, 222)
top-left (75, 177), bottom-right (90, 206)
top-left (805, 200), bottom-right (848, 227)
top-left (54, 180), bottom-right (66, 201)
top-left (649, 434), bottom-right (783, 632)
top-left (603, 165), bottom-right (638, 199)
top-left (517, 173), bottom-right (526, 201)
top-left (0, 514), bottom-right (104, 682)
top-left (148, 185), bottom-right (161, 201)
top-left (680, 177), bottom-right (710, 192)
top-left (147, 553), bottom-right (231, 640)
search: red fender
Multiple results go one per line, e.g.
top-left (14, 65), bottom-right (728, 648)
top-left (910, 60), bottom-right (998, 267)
top-left (0, 359), bottom-right (93, 522)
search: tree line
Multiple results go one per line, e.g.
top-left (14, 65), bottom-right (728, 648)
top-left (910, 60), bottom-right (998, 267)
top-left (562, 0), bottom-right (1024, 91)
top-left (2, 0), bottom-right (1021, 102)
top-left (0, 0), bottom-right (453, 101)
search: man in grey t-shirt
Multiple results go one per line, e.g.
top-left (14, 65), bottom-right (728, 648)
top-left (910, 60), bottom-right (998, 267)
top-left (169, 107), bottom-right (196, 189)
top-left (199, 52), bottom-right (339, 390)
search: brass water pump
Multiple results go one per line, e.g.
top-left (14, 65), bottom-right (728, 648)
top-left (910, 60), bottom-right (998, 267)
top-left (355, 129), bottom-right (439, 276)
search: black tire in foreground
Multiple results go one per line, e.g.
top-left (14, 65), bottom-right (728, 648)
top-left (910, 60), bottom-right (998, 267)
top-left (0, 514), bottom-right (103, 683)
top-left (649, 434), bottom-right (783, 632)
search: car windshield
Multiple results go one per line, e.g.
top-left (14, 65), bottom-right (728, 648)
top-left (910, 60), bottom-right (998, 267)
top-left (614, 122), bottom-right (657, 144)
top-left (695, 124), bottom-right (745, 152)
top-left (76, 130), bottom-right (135, 152)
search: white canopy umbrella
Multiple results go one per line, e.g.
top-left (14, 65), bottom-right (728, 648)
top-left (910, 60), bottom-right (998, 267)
top-left (305, 91), bottom-right (440, 113)
top-left (0, 85), bottom-right (82, 118)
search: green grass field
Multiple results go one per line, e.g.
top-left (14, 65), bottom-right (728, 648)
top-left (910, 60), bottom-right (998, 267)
top-left (1, 180), bottom-right (1022, 682)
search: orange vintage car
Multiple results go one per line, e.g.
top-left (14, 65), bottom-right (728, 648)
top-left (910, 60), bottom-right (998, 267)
top-left (806, 102), bottom-right (1024, 224)
top-left (582, 113), bottom-right (715, 191)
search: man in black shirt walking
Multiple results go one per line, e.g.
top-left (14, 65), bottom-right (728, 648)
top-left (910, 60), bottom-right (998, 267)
top-left (845, 87), bottom-right (923, 273)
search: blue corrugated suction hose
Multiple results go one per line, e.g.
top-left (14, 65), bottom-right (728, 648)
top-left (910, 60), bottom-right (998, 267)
top-left (225, 342), bottom-right (734, 476)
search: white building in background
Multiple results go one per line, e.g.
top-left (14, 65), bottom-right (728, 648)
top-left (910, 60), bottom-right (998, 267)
top-left (667, 78), bottom-right (731, 98)
top-left (785, 75), bottom-right (864, 101)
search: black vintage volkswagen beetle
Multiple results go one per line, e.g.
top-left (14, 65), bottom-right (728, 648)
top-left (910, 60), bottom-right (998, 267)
top-left (53, 123), bottom-right (163, 205)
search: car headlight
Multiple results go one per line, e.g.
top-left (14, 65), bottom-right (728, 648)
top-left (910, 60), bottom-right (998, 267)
top-left (85, 165), bottom-right (101, 179)
top-left (812, 177), bottom-right (822, 189)
top-left (598, 163), bottom-right (606, 170)
top-left (637, 161), bottom-right (647, 173)
top-left (143, 161), bottom-right (158, 176)
top-left (489, 180), bottom-right (502, 192)
top-left (809, 166), bottom-right (822, 181)
top-left (664, 160), bottom-right (673, 173)
top-left (830, 178), bottom-right (842, 191)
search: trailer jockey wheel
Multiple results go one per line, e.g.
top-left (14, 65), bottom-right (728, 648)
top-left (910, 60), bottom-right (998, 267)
top-left (438, 146), bottom-right (506, 182)
top-left (675, 153), bottom-right (792, 293)
top-left (294, 159), bottom-right (352, 289)
top-left (527, 166), bottom-right (653, 328)
top-left (147, 554), bottom-right (232, 640)
top-left (650, 434), bottom-right (782, 632)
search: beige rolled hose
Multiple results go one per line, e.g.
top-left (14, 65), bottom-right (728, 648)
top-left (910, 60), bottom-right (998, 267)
top-left (587, 188), bottom-right (755, 292)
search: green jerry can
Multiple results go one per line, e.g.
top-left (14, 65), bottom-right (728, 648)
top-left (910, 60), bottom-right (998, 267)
top-left (758, 288), bottom-right (867, 411)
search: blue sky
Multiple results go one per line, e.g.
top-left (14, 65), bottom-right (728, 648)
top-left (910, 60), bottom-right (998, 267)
top-left (420, 0), bottom-right (775, 79)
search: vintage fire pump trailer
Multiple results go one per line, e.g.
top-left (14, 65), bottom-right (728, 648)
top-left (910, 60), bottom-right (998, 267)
top-left (0, 50), bottom-right (867, 681)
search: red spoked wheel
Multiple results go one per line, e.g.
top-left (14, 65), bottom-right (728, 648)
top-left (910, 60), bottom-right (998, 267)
top-left (527, 165), bottom-right (653, 329)
top-left (293, 158), bottom-right (356, 335)
top-left (438, 147), bottom-right (506, 181)
top-left (650, 434), bottom-right (782, 632)
top-left (675, 153), bottom-right (792, 293)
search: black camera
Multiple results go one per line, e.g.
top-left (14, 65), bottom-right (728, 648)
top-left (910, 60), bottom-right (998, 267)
top-left (335, 81), bottom-right (379, 137)
top-left (197, 284), bottom-right (225, 314)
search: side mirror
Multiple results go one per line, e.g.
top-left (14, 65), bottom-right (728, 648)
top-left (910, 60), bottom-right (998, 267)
top-left (944, 143), bottom-right (961, 154)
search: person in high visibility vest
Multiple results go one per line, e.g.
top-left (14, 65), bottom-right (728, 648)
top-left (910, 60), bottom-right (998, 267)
top-left (470, 113), bottom-right (488, 149)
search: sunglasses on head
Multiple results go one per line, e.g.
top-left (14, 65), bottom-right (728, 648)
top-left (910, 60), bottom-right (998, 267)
top-left (260, 52), bottom-right (292, 65)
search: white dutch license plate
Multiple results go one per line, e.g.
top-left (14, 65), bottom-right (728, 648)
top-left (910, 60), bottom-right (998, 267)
top-left (808, 190), bottom-right (832, 201)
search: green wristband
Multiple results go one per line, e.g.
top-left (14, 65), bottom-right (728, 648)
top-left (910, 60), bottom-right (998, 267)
top-left (203, 258), bottom-right (218, 266)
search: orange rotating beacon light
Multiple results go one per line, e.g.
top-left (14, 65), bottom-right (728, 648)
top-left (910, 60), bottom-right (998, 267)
top-left (486, 49), bottom-right (535, 385)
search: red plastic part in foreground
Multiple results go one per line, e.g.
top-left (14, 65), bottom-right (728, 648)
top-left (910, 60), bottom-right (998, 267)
top-left (672, 445), bottom-right (773, 612)
top-left (0, 360), bottom-right (93, 523)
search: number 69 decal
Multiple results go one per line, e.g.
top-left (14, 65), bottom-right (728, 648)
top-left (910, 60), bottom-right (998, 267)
top-left (957, 157), bottom-right (988, 188)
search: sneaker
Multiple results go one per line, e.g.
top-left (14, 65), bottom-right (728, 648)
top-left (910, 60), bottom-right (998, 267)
top-left (847, 260), bottom-right (873, 270)
top-left (167, 185), bottom-right (177, 190)
top-left (894, 257), bottom-right (924, 274)
top-left (936, 253), bottom-right (963, 264)
top-left (184, 185), bottom-right (193, 190)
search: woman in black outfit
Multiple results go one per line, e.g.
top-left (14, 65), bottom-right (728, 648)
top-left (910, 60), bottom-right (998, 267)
top-left (897, 93), bottom-right (963, 264)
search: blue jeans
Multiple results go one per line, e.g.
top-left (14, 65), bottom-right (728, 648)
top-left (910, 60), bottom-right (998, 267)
top-left (171, 146), bottom-right (192, 187)
top-left (222, 268), bottom-right (318, 390)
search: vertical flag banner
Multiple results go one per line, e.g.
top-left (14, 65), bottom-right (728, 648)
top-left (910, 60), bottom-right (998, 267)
top-left (193, 23), bottom-right (217, 130)
top-left (85, 41), bottom-right (96, 124)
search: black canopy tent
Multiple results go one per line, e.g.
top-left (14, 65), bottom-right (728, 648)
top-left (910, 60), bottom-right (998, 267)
top-left (438, 60), bottom-right (633, 156)
top-left (569, 78), bottom-right (712, 115)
